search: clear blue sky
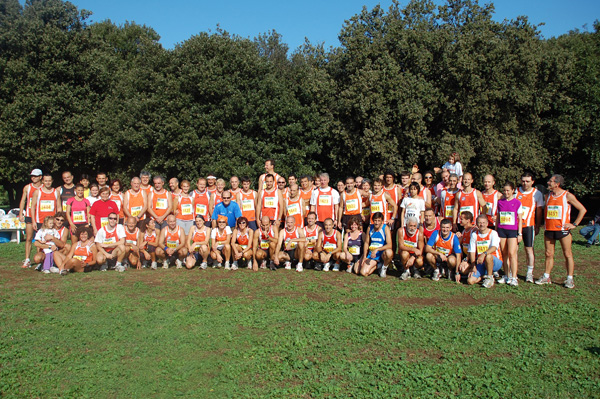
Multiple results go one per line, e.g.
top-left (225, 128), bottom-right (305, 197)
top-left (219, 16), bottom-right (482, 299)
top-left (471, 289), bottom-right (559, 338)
top-left (26, 0), bottom-right (600, 51)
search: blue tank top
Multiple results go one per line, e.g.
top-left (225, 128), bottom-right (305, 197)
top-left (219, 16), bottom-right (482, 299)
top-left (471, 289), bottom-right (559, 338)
top-left (368, 224), bottom-right (387, 260)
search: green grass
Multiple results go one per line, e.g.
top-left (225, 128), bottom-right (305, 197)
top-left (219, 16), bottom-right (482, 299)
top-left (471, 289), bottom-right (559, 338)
top-left (1, 231), bottom-right (599, 398)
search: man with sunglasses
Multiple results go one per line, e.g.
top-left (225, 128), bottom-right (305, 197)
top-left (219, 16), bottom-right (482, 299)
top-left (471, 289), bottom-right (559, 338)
top-left (95, 212), bottom-right (127, 272)
top-left (211, 190), bottom-right (242, 229)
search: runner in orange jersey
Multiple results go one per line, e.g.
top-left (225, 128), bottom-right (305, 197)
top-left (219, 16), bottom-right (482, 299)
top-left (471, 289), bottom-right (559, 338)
top-left (109, 179), bottom-right (125, 223)
top-left (397, 217), bottom-right (425, 280)
top-left (95, 212), bottom-right (127, 272)
top-left (299, 175), bottom-right (313, 216)
top-left (481, 175), bottom-right (502, 229)
top-left (276, 176), bottom-right (290, 228)
top-left (517, 172), bottom-right (544, 282)
top-left (310, 173), bottom-right (340, 229)
top-left (424, 219), bottom-right (462, 281)
top-left (536, 175), bottom-right (586, 289)
top-left (123, 216), bottom-right (142, 269)
top-left (31, 174), bottom-right (60, 230)
top-left (436, 173), bottom-right (459, 221)
top-left (123, 177), bottom-right (148, 228)
top-left (231, 217), bottom-right (254, 270)
top-left (169, 177), bottom-right (182, 200)
top-left (139, 171), bottom-right (152, 196)
top-left (229, 176), bottom-right (241, 205)
top-left (285, 184), bottom-right (305, 228)
top-left (303, 212), bottom-right (321, 268)
top-left (173, 180), bottom-right (194, 234)
top-left (147, 175), bottom-right (173, 230)
top-left (257, 174), bottom-right (284, 224)
top-left (192, 177), bottom-right (211, 224)
top-left (315, 218), bottom-right (342, 271)
top-left (18, 168), bottom-right (43, 268)
top-left (382, 171), bottom-right (401, 228)
top-left (237, 177), bottom-right (258, 230)
top-left (452, 173), bottom-right (487, 231)
top-left (206, 175), bottom-right (217, 196)
top-left (368, 178), bottom-right (397, 225)
top-left (140, 218), bottom-right (160, 269)
top-left (274, 216), bottom-right (306, 272)
top-left (258, 159), bottom-right (282, 192)
top-left (253, 216), bottom-right (279, 270)
top-left (55, 225), bottom-right (97, 274)
top-left (338, 176), bottom-right (363, 230)
top-left (185, 214), bottom-right (211, 270)
top-left (208, 178), bottom-right (226, 216)
top-left (210, 215), bottom-right (232, 269)
top-left (156, 215), bottom-right (188, 269)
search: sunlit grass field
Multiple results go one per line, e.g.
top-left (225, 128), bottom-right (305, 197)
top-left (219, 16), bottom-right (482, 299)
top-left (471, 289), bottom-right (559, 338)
top-left (1, 231), bottom-right (599, 398)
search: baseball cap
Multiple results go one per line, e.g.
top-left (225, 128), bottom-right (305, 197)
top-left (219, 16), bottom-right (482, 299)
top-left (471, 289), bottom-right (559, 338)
top-left (30, 169), bottom-right (42, 176)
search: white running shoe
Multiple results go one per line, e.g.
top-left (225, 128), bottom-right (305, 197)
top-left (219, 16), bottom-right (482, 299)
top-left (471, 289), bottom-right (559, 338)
top-left (151, 261), bottom-right (158, 270)
top-left (224, 262), bottom-right (230, 270)
top-left (260, 260), bottom-right (267, 269)
top-left (247, 260), bottom-right (252, 269)
top-left (162, 261), bottom-right (169, 269)
top-left (42, 269), bottom-right (51, 274)
top-left (508, 277), bottom-right (519, 287)
top-left (200, 262), bottom-right (208, 270)
top-left (175, 259), bottom-right (183, 269)
top-left (400, 270), bottom-right (411, 280)
top-left (231, 262), bottom-right (238, 271)
top-left (526, 272), bottom-right (534, 283)
top-left (296, 264), bottom-right (303, 272)
top-left (564, 278), bottom-right (574, 289)
top-left (323, 262), bottom-right (330, 272)
top-left (284, 261), bottom-right (292, 270)
top-left (22, 259), bottom-right (31, 268)
top-left (49, 266), bottom-right (60, 274)
top-left (497, 275), bottom-right (508, 284)
top-left (535, 275), bottom-right (552, 285)
top-left (379, 265), bottom-right (387, 278)
top-left (432, 269), bottom-right (441, 281)
top-left (482, 275), bottom-right (495, 288)
top-left (115, 264), bottom-right (126, 273)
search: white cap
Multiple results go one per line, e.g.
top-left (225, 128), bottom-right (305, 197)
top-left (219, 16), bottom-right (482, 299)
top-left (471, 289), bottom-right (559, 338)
top-left (30, 169), bottom-right (42, 176)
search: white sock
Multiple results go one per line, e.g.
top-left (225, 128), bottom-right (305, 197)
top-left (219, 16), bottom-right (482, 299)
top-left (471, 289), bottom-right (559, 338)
top-left (297, 262), bottom-right (302, 267)
top-left (544, 273), bottom-right (550, 278)
top-left (567, 275), bottom-right (573, 280)
top-left (116, 261), bottom-right (122, 267)
top-left (527, 266), bottom-right (534, 272)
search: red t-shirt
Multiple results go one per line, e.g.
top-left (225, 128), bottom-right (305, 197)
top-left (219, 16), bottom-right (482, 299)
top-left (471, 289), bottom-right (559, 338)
top-left (90, 200), bottom-right (119, 230)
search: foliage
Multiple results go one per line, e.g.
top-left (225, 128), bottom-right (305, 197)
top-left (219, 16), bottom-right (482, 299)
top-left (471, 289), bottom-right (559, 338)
top-left (0, 0), bottom-right (599, 206)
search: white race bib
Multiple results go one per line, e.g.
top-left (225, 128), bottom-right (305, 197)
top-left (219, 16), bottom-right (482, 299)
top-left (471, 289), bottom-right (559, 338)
top-left (195, 204), bottom-right (207, 215)
top-left (40, 200), bottom-right (54, 212)
top-left (73, 211), bottom-right (85, 223)
top-left (318, 195), bottom-right (332, 206)
top-left (445, 205), bottom-right (454, 218)
top-left (287, 203), bottom-right (301, 216)
top-left (499, 211), bottom-right (515, 226)
top-left (264, 197), bottom-right (276, 208)
top-left (156, 198), bottom-right (168, 210)
top-left (242, 199), bottom-right (254, 212)
top-left (181, 204), bottom-right (192, 216)
top-left (546, 205), bottom-right (561, 220)
top-left (345, 199), bottom-right (359, 212)
top-left (131, 206), bottom-right (142, 217)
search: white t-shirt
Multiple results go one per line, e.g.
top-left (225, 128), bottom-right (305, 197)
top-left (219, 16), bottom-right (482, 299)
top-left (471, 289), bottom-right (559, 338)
top-left (211, 226), bottom-right (232, 250)
top-left (88, 196), bottom-right (100, 207)
top-left (34, 228), bottom-right (60, 253)
top-left (95, 224), bottom-right (126, 245)
top-left (468, 229), bottom-right (500, 254)
top-left (309, 187), bottom-right (340, 206)
top-left (442, 161), bottom-right (463, 177)
top-left (400, 197), bottom-right (426, 225)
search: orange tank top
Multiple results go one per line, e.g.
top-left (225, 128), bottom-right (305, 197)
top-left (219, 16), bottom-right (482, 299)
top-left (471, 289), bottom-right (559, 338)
top-left (300, 189), bottom-right (312, 212)
top-left (125, 227), bottom-right (139, 245)
top-left (192, 227), bottom-right (207, 243)
top-left (401, 227), bottom-right (419, 254)
top-left (126, 189), bottom-right (145, 219)
top-left (236, 230), bottom-right (250, 246)
top-left (239, 190), bottom-right (257, 222)
top-left (383, 185), bottom-right (399, 219)
top-left (286, 196), bottom-right (304, 227)
top-left (441, 189), bottom-right (458, 219)
top-left (482, 190), bottom-right (498, 227)
top-left (369, 191), bottom-right (388, 223)
top-left (433, 232), bottom-right (456, 256)
top-left (304, 225), bottom-right (319, 250)
top-left (150, 190), bottom-right (169, 217)
top-left (165, 226), bottom-right (182, 248)
top-left (545, 190), bottom-right (570, 231)
top-left (314, 188), bottom-right (335, 222)
top-left (35, 188), bottom-right (58, 224)
top-left (73, 241), bottom-right (94, 264)
top-left (342, 190), bottom-right (361, 216)
top-left (283, 227), bottom-right (299, 249)
top-left (25, 183), bottom-right (40, 218)
top-left (176, 195), bottom-right (194, 221)
top-left (475, 230), bottom-right (502, 260)
top-left (261, 188), bottom-right (280, 222)
top-left (458, 189), bottom-right (479, 219)
top-left (517, 188), bottom-right (539, 228)
top-left (193, 190), bottom-right (210, 221)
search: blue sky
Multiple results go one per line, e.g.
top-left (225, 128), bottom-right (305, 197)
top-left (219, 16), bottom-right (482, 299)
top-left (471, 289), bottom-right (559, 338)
top-left (25, 0), bottom-right (600, 51)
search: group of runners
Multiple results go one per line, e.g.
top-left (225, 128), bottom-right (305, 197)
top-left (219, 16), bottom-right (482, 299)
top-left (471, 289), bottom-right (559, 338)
top-left (18, 154), bottom-right (587, 288)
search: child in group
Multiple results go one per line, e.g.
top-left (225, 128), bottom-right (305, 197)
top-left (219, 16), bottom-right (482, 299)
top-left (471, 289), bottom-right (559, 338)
top-left (441, 152), bottom-right (463, 182)
top-left (33, 216), bottom-right (62, 274)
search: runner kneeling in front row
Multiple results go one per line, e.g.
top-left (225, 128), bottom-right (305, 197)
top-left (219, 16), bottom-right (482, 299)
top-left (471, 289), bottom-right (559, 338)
top-left (338, 215), bottom-right (365, 274)
top-left (398, 217), bottom-right (425, 280)
top-left (156, 215), bottom-right (188, 269)
top-left (274, 216), bottom-right (306, 272)
top-left (253, 216), bottom-right (278, 270)
top-left (210, 215), bottom-right (232, 269)
top-left (461, 214), bottom-right (503, 288)
top-left (185, 214), bottom-right (211, 270)
top-left (424, 218), bottom-right (462, 281)
top-left (139, 218), bottom-right (159, 269)
top-left (315, 218), bottom-right (342, 271)
top-left (231, 217), bottom-right (254, 270)
top-left (54, 225), bottom-right (97, 274)
top-left (358, 212), bottom-right (393, 278)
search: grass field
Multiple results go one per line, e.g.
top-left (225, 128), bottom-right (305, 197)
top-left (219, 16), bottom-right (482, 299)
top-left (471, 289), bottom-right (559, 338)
top-left (1, 231), bottom-right (599, 398)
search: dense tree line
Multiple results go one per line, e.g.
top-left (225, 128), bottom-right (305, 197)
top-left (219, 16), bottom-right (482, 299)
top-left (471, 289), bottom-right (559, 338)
top-left (1, 0), bottom-right (598, 207)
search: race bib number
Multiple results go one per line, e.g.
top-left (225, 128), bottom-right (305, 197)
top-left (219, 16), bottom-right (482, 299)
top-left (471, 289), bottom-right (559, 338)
top-left (287, 203), bottom-right (301, 216)
top-left (323, 242), bottom-right (336, 253)
top-left (62, 202), bottom-right (67, 212)
top-left (406, 209), bottom-right (418, 220)
top-left (318, 195), bottom-right (332, 206)
top-left (445, 205), bottom-right (454, 218)
top-left (260, 240), bottom-right (270, 250)
top-left (166, 240), bottom-right (177, 249)
top-left (368, 243), bottom-right (382, 251)
top-left (240, 244), bottom-right (248, 251)
top-left (546, 205), bottom-right (561, 220)
top-left (285, 239), bottom-right (297, 249)
top-left (104, 236), bottom-right (116, 245)
top-left (131, 206), bottom-right (142, 217)
top-left (156, 198), bottom-right (168, 210)
top-left (403, 240), bottom-right (417, 248)
top-left (436, 246), bottom-right (451, 256)
top-left (477, 240), bottom-right (490, 255)
top-left (499, 211), bottom-right (515, 226)
top-left (242, 199), bottom-right (254, 212)
top-left (195, 204), bottom-right (207, 216)
top-left (345, 199), bottom-right (359, 213)
top-left (126, 239), bottom-right (136, 245)
top-left (101, 217), bottom-right (109, 227)
top-left (362, 208), bottom-right (370, 217)
top-left (521, 206), bottom-right (530, 221)
top-left (40, 200), bottom-right (54, 212)
top-left (264, 197), bottom-right (276, 208)
top-left (73, 255), bottom-right (86, 261)
top-left (349, 246), bottom-right (360, 255)
top-left (73, 211), bottom-right (86, 223)
top-left (181, 204), bottom-right (192, 216)
top-left (371, 201), bottom-right (383, 213)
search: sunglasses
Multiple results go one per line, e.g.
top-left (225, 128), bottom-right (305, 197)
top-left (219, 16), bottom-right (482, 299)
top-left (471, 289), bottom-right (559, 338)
top-left (425, 176), bottom-right (433, 179)
top-left (108, 217), bottom-right (118, 220)
top-left (55, 219), bottom-right (65, 222)
top-left (222, 197), bottom-right (231, 199)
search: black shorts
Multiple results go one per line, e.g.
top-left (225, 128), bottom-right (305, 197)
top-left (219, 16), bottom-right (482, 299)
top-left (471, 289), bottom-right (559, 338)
top-left (25, 216), bottom-right (32, 224)
top-left (545, 230), bottom-right (570, 240)
top-left (248, 221), bottom-right (258, 231)
top-left (316, 221), bottom-right (325, 229)
top-left (284, 249), bottom-right (296, 259)
top-left (522, 226), bottom-right (535, 248)
top-left (497, 228), bottom-right (518, 239)
top-left (145, 244), bottom-right (156, 254)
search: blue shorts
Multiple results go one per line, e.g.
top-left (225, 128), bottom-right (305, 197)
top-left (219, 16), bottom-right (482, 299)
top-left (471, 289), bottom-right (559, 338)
top-left (367, 250), bottom-right (382, 262)
top-left (473, 256), bottom-right (502, 278)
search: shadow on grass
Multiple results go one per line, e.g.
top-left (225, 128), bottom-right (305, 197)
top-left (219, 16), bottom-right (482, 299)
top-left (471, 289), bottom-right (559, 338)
top-left (586, 347), bottom-right (600, 356)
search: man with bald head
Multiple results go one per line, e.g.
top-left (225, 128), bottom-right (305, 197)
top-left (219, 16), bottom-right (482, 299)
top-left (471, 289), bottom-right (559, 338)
top-left (310, 172), bottom-right (340, 229)
top-left (481, 174), bottom-right (502, 229)
top-left (124, 177), bottom-right (148, 228)
top-left (211, 190), bottom-right (242, 229)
